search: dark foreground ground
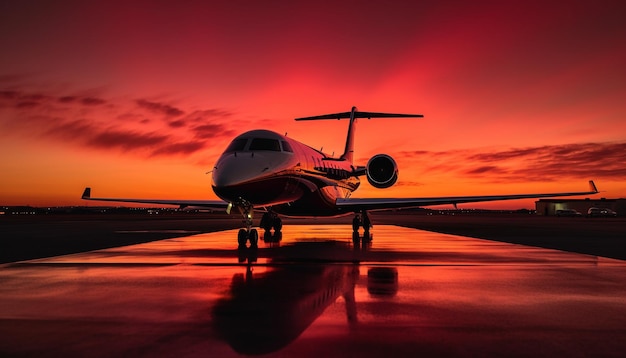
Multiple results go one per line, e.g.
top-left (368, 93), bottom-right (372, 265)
top-left (2, 211), bottom-right (625, 263)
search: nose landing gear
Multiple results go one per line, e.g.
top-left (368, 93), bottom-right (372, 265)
top-left (233, 199), bottom-right (259, 248)
top-left (237, 228), bottom-right (258, 248)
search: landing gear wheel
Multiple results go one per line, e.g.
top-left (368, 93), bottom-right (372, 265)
top-left (352, 231), bottom-right (361, 246)
top-left (362, 211), bottom-right (371, 232)
top-left (273, 217), bottom-right (282, 232)
top-left (237, 229), bottom-right (248, 247)
top-left (352, 215), bottom-right (361, 233)
top-left (260, 212), bottom-right (272, 232)
top-left (248, 229), bottom-right (259, 248)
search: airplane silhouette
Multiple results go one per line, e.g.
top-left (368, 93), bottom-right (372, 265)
top-left (82, 106), bottom-right (598, 247)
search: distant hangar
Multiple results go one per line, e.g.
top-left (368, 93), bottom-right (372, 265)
top-left (536, 198), bottom-right (624, 216)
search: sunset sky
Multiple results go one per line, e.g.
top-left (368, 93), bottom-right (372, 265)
top-left (1, 1), bottom-right (625, 208)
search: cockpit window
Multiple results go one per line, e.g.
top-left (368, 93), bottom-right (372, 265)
top-left (225, 138), bottom-right (248, 152)
top-left (249, 138), bottom-right (281, 151)
top-left (281, 141), bottom-right (293, 153)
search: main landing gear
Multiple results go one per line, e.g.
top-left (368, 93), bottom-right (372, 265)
top-left (352, 210), bottom-right (373, 248)
top-left (260, 210), bottom-right (282, 234)
top-left (352, 210), bottom-right (371, 234)
top-left (261, 210), bottom-right (283, 246)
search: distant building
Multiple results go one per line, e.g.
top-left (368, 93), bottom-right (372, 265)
top-left (535, 198), bottom-right (624, 216)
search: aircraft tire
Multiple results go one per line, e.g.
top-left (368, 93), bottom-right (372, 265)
top-left (352, 216), bottom-right (361, 232)
top-left (249, 229), bottom-right (259, 248)
top-left (273, 217), bottom-right (282, 232)
top-left (260, 213), bottom-right (272, 232)
top-left (237, 229), bottom-right (248, 247)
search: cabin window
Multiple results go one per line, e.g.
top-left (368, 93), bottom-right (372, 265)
top-left (281, 141), bottom-right (293, 152)
top-left (249, 138), bottom-right (281, 151)
top-left (225, 138), bottom-right (248, 152)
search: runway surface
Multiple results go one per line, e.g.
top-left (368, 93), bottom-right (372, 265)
top-left (1, 225), bottom-right (625, 357)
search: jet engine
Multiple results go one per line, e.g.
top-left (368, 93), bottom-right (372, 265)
top-left (366, 154), bottom-right (398, 188)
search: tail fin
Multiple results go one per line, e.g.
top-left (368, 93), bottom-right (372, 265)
top-left (295, 107), bottom-right (423, 164)
top-left (342, 106), bottom-right (358, 163)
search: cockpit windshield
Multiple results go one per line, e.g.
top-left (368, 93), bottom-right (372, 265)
top-left (249, 138), bottom-right (281, 151)
top-left (281, 141), bottom-right (293, 152)
top-left (225, 138), bottom-right (248, 152)
top-left (225, 137), bottom-right (290, 153)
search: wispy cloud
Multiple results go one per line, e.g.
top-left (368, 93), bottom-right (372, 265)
top-left (43, 119), bottom-right (93, 139)
top-left (168, 119), bottom-right (187, 128)
top-left (192, 123), bottom-right (237, 138)
top-left (0, 90), bottom-right (107, 109)
top-left (81, 97), bottom-right (107, 106)
top-left (151, 141), bottom-right (207, 156)
top-left (90, 130), bottom-right (168, 150)
top-left (0, 87), bottom-right (240, 158)
top-left (397, 142), bottom-right (626, 182)
top-left (393, 180), bottom-right (426, 187)
top-left (136, 99), bottom-right (184, 117)
top-left (465, 165), bottom-right (508, 175)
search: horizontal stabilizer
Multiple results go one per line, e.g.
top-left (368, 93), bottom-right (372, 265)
top-left (295, 110), bottom-right (423, 121)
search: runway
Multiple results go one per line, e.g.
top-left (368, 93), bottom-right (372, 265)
top-left (1, 225), bottom-right (625, 357)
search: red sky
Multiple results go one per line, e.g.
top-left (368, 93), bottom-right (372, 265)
top-left (1, 0), bottom-right (625, 208)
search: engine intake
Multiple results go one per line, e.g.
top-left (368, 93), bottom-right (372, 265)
top-left (366, 154), bottom-right (398, 188)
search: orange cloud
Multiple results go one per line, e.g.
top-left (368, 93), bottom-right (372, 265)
top-left (394, 142), bottom-right (626, 183)
top-left (0, 87), bottom-right (244, 158)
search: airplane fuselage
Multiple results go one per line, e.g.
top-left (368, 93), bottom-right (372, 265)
top-left (211, 129), bottom-right (359, 217)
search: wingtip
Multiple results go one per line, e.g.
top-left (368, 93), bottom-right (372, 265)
top-left (589, 180), bottom-right (598, 193)
top-left (81, 187), bottom-right (91, 199)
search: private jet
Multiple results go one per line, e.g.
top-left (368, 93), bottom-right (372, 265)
top-left (82, 106), bottom-right (599, 247)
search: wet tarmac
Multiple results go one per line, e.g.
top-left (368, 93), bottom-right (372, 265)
top-left (1, 225), bottom-right (625, 357)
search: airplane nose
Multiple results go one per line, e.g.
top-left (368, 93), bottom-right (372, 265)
top-left (212, 153), bottom-right (271, 188)
top-left (212, 157), bottom-right (242, 188)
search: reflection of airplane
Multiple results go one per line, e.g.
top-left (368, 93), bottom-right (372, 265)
top-left (214, 239), bottom-right (399, 355)
top-left (81, 106), bottom-right (599, 247)
top-left (213, 259), bottom-right (360, 355)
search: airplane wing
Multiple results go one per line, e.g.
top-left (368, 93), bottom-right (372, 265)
top-left (81, 187), bottom-right (229, 210)
top-left (336, 181), bottom-right (599, 212)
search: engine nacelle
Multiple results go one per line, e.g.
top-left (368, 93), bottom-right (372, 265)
top-left (366, 154), bottom-right (398, 188)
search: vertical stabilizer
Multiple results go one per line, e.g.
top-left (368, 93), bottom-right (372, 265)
top-left (340, 106), bottom-right (358, 163)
